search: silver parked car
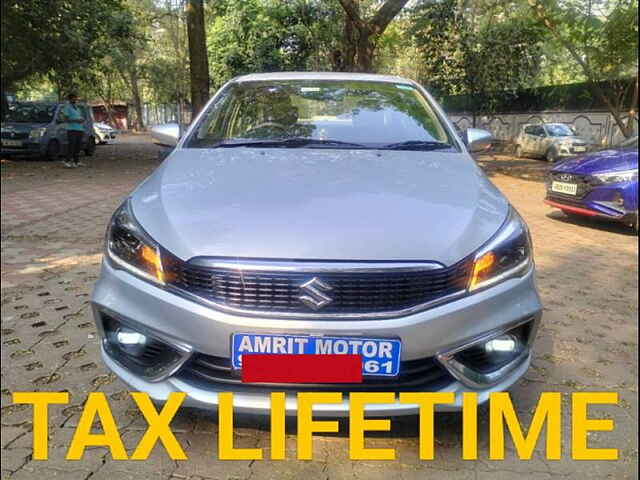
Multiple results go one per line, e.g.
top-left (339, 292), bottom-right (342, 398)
top-left (515, 122), bottom-right (590, 162)
top-left (92, 72), bottom-right (542, 416)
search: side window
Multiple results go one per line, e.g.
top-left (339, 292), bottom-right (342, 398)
top-left (536, 126), bottom-right (546, 137)
top-left (524, 125), bottom-right (536, 135)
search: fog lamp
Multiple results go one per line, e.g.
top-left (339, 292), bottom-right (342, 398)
top-left (454, 329), bottom-right (527, 375)
top-left (115, 327), bottom-right (148, 356)
top-left (613, 192), bottom-right (624, 206)
top-left (100, 312), bottom-right (187, 380)
top-left (484, 334), bottom-right (519, 354)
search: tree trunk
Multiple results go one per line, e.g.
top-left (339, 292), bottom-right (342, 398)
top-left (342, 7), bottom-right (359, 71)
top-left (130, 69), bottom-right (145, 131)
top-left (185, 0), bottom-right (210, 118)
top-left (355, 28), bottom-right (376, 72)
top-left (626, 76), bottom-right (639, 135)
top-left (337, 0), bottom-right (409, 73)
top-left (120, 67), bottom-right (145, 131)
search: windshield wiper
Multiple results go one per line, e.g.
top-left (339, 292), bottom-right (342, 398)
top-left (381, 140), bottom-right (453, 151)
top-left (212, 137), bottom-right (366, 148)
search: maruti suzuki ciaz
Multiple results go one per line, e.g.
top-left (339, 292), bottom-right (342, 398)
top-left (91, 72), bottom-right (542, 416)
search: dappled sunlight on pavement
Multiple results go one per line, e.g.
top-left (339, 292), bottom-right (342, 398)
top-left (1, 137), bottom-right (637, 479)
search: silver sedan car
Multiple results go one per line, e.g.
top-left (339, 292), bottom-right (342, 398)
top-left (92, 72), bottom-right (542, 416)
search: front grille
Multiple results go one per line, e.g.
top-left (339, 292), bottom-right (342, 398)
top-left (166, 259), bottom-right (472, 316)
top-left (547, 172), bottom-right (597, 200)
top-left (177, 353), bottom-right (454, 392)
top-left (1, 132), bottom-right (29, 140)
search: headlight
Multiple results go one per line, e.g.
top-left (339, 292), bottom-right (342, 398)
top-left (468, 208), bottom-right (532, 292)
top-left (106, 199), bottom-right (166, 285)
top-left (593, 169), bottom-right (638, 184)
top-left (29, 127), bottom-right (47, 139)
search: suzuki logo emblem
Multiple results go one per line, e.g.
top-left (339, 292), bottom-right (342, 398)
top-left (559, 174), bottom-right (573, 182)
top-left (298, 277), bottom-right (333, 310)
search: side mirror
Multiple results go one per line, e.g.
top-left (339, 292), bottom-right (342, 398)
top-left (464, 128), bottom-right (494, 153)
top-left (151, 123), bottom-right (180, 147)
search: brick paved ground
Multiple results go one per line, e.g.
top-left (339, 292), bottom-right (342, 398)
top-left (1, 138), bottom-right (638, 479)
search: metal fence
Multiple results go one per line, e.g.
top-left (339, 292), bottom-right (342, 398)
top-left (141, 103), bottom-right (192, 127)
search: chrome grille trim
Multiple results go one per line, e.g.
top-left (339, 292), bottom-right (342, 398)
top-left (188, 258), bottom-right (445, 272)
top-left (164, 257), bottom-right (472, 320)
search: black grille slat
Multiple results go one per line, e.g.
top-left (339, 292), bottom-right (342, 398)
top-left (178, 353), bottom-right (454, 392)
top-left (548, 172), bottom-right (597, 200)
top-left (168, 258), bottom-right (472, 316)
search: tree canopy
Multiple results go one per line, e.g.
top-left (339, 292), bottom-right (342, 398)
top-left (1, 0), bottom-right (637, 133)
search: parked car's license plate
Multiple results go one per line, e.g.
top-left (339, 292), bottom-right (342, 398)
top-left (231, 333), bottom-right (402, 376)
top-left (573, 146), bottom-right (587, 152)
top-left (1, 139), bottom-right (23, 147)
top-left (551, 181), bottom-right (578, 195)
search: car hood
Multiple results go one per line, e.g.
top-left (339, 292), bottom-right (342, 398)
top-left (1, 122), bottom-right (48, 133)
top-left (131, 148), bottom-right (509, 266)
top-left (552, 148), bottom-right (638, 175)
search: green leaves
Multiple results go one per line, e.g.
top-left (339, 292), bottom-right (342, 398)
top-left (408, 0), bottom-right (544, 115)
top-left (206, 0), bottom-right (343, 88)
top-left (2, 0), bottom-right (134, 94)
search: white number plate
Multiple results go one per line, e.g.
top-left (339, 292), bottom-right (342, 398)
top-left (552, 181), bottom-right (578, 195)
top-left (232, 333), bottom-right (402, 376)
top-left (2, 139), bottom-right (23, 147)
top-left (573, 146), bottom-right (587, 152)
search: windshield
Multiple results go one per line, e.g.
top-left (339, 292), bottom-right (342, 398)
top-left (3, 103), bottom-right (56, 123)
top-left (188, 80), bottom-right (455, 150)
top-left (545, 124), bottom-right (573, 137)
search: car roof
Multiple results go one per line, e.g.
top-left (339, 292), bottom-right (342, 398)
top-left (522, 122), bottom-right (570, 128)
top-left (232, 71), bottom-right (413, 85)
top-left (14, 101), bottom-right (59, 106)
top-left (13, 101), bottom-right (88, 106)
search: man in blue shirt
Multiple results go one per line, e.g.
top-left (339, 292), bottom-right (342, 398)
top-left (60, 93), bottom-right (85, 167)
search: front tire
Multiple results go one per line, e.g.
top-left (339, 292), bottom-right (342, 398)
top-left (546, 148), bottom-right (558, 163)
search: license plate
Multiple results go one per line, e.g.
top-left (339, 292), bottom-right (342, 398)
top-left (2, 139), bottom-right (22, 147)
top-left (573, 146), bottom-right (587, 152)
top-left (551, 181), bottom-right (578, 195)
top-left (232, 333), bottom-right (402, 377)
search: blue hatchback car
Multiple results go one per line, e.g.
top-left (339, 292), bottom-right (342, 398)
top-left (545, 136), bottom-right (638, 232)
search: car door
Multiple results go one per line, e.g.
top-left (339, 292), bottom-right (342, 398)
top-left (538, 125), bottom-right (553, 156)
top-left (531, 126), bottom-right (546, 156)
top-left (54, 105), bottom-right (69, 154)
top-left (520, 125), bottom-right (533, 153)
top-left (522, 126), bottom-right (537, 153)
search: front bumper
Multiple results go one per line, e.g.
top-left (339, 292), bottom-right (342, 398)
top-left (0, 141), bottom-right (44, 156)
top-left (91, 259), bottom-right (543, 416)
top-left (545, 180), bottom-right (638, 223)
